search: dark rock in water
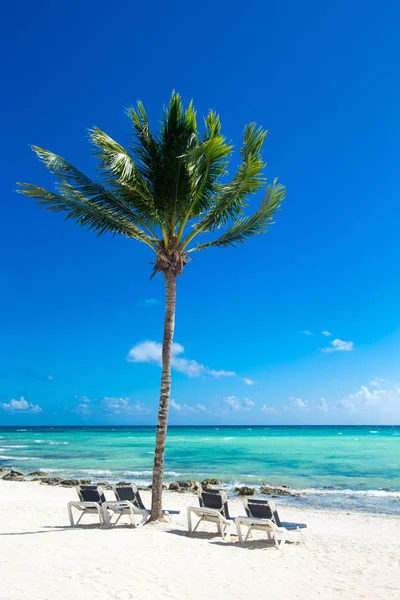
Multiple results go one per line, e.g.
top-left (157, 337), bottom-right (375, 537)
top-left (201, 478), bottom-right (223, 487)
top-left (147, 483), bottom-right (168, 490)
top-left (28, 470), bottom-right (49, 477)
top-left (323, 486), bottom-right (334, 490)
top-left (116, 481), bottom-right (130, 485)
top-left (260, 483), bottom-right (300, 498)
top-left (2, 469), bottom-right (25, 481)
top-left (39, 477), bottom-right (64, 486)
top-left (96, 481), bottom-right (110, 487)
top-left (235, 486), bottom-right (256, 496)
top-left (0, 468), bottom-right (8, 474)
top-left (382, 488), bottom-right (391, 491)
top-left (169, 482), bottom-right (180, 491)
top-left (281, 484), bottom-right (290, 489)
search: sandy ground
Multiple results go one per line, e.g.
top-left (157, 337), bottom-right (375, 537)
top-left (0, 480), bottom-right (399, 600)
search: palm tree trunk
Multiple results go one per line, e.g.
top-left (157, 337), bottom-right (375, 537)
top-left (150, 271), bottom-right (177, 520)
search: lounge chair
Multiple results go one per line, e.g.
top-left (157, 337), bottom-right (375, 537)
top-left (235, 498), bottom-right (311, 548)
top-left (104, 483), bottom-right (183, 527)
top-left (67, 485), bottom-right (107, 527)
top-left (102, 483), bottom-right (150, 527)
top-left (186, 486), bottom-right (235, 541)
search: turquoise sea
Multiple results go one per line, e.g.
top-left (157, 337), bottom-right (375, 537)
top-left (1, 425), bottom-right (399, 514)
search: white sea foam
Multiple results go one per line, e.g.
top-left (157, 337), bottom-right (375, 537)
top-left (223, 437), bottom-right (234, 441)
top-left (1, 445), bottom-right (28, 449)
top-left (299, 487), bottom-right (400, 498)
top-left (0, 455), bottom-right (34, 460)
top-left (370, 431), bottom-right (379, 434)
top-left (124, 470), bottom-right (184, 478)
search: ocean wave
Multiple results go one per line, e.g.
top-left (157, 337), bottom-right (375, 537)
top-left (33, 440), bottom-right (69, 445)
top-left (78, 469), bottom-right (113, 476)
top-left (299, 487), bottom-right (400, 498)
top-left (223, 437), bottom-right (234, 441)
top-left (0, 455), bottom-right (34, 460)
top-left (1, 445), bottom-right (28, 449)
top-left (123, 470), bottom-right (185, 478)
top-left (370, 431), bottom-right (379, 434)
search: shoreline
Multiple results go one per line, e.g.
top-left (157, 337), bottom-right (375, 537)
top-left (1, 480), bottom-right (400, 600)
top-left (2, 467), bottom-right (400, 517)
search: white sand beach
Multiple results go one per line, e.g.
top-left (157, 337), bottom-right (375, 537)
top-left (0, 480), bottom-right (399, 600)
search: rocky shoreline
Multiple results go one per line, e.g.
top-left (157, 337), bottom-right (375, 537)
top-left (0, 468), bottom-right (301, 498)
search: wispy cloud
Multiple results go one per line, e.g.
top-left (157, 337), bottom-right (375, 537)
top-left (127, 341), bottom-right (236, 379)
top-left (298, 330), bottom-right (313, 336)
top-left (223, 396), bottom-right (256, 411)
top-left (284, 397), bottom-right (307, 410)
top-left (322, 338), bottom-right (354, 353)
top-left (73, 395), bottom-right (151, 416)
top-left (1, 396), bottom-right (42, 414)
top-left (136, 298), bottom-right (160, 307)
top-left (261, 405), bottom-right (280, 415)
top-left (370, 377), bottom-right (387, 387)
top-left (243, 378), bottom-right (255, 386)
top-left (170, 399), bottom-right (207, 415)
top-left (318, 397), bottom-right (329, 412)
top-left (321, 331), bottom-right (332, 337)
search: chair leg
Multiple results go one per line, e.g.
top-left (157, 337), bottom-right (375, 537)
top-left (187, 508), bottom-right (193, 534)
top-left (236, 521), bottom-right (244, 543)
top-left (279, 531), bottom-right (287, 549)
top-left (244, 526), bottom-right (253, 542)
top-left (192, 517), bottom-right (202, 533)
top-left (67, 504), bottom-right (75, 527)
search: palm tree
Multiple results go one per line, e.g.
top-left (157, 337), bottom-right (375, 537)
top-left (18, 92), bottom-right (286, 520)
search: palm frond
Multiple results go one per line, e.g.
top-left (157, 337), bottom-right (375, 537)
top-left (17, 183), bottom-right (157, 248)
top-left (189, 179), bottom-right (285, 251)
top-left (90, 127), bottom-right (158, 223)
top-left (181, 123), bottom-right (268, 249)
top-left (31, 146), bottom-right (138, 221)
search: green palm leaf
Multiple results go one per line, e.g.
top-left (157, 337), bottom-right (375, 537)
top-left (189, 179), bottom-right (285, 251)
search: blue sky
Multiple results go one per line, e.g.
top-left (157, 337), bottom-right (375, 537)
top-left (1, 0), bottom-right (399, 426)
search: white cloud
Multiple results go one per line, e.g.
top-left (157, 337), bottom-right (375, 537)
top-left (321, 331), bottom-right (332, 337)
top-left (322, 338), bottom-right (354, 353)
top-left (370, 377), bottom-right (387, 387)
top-left (223, 396), bottom-right (256, 412)
top-left (1, 396), bottom-right (42, 414)
top-left (73, 396), bottom-right (150, 416)
top-left (137, 298), bottom-right (160, 307)
top-left (102, 397), bottom-right (150, 415)
top-left (243, 378), bottom-right (255, 386)
top-left (170, 399), bottom-right (207, 415)
top-left (284, 397), bottom-right (307, 410)
top-left (299, 330), bottom-right (312, 335)
top-left (318, 397), bottom-right (329, 412)
top-left (127, 341), bottom-right (235, 379)
top-left (261, 405), bottom-right (280, 415)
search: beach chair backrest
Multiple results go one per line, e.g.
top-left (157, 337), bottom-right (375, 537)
top-left (114, 483), bottom-right (146, 510)
top-left (77, 485), bottom-right (106, 504)
top-left (198, 487), bottom-right (230, 519)
top-left (245, 498), bottom-right (281, 526)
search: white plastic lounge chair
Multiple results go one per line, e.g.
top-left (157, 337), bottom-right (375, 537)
top-left (104, 483), bottom-right (184, 527)
top-left (67, 485), bottom-right (107, 527)
top-left (102, 483), bottom-right (150, 528)
top-left (187, 486), bottom-right (234, 541)
top-left (235, 498), bottom-right (311, 548)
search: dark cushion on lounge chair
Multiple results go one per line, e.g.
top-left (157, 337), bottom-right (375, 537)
top-left (78, 486), bottom-right (106, 504)
top-left (199, 490), bottom-right (230, 519)
top-left (245, 499), bottom-right (281, 526)
top-left (115, 484), bottom-right (146, 510)
top-left (280, 521), bottom-right (307, 530)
